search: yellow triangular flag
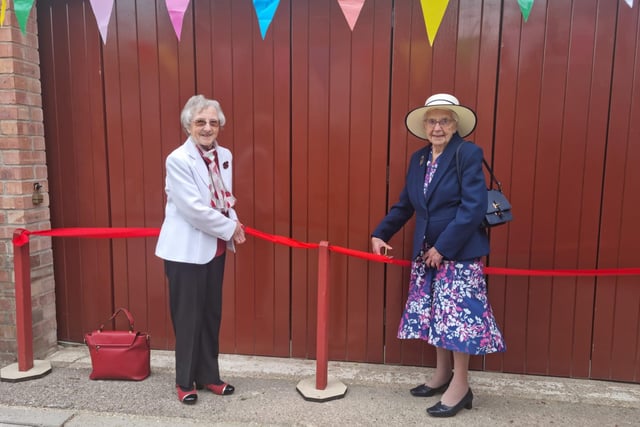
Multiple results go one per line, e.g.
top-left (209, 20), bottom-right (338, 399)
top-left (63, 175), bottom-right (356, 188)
top-left (0, 0), bottom-right (6, 26)
top-left (420, 0), bottom-right (450, 46)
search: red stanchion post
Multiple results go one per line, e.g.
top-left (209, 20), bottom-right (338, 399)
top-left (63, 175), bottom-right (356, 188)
top-left (13, 230), bottom-right (34, 371)
top-left (315, 241), bottom-right (329, 390)
top-left (296, 240), bottom-right (346, 402)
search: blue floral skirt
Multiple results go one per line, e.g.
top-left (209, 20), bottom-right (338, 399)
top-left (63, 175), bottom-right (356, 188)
top-left (397, 252), bottom-right (506, 355)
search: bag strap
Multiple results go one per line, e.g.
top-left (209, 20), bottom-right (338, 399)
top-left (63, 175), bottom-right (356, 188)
top-left (455, 142), bottom-right (503, 192)
top-left (99, 307), bottom-right (135, 332)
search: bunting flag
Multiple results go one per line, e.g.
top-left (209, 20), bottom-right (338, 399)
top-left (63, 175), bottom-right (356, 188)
top-left (518, 0), bottom-right (534, 22)
top-left (337, 0), bottom-right (366, 31)
top-left (166, 0), bottom-right (191, 41)
top-left (420, 0), bottom-right (449, 46)
top-left (253, 0), bottom-right (280, 39)
top-left (1, 0), bottom-right (6, 26)
top-left (625, 0), bottom-right (633, 7)
top-left (14, 0), bottom-right (34, 33)
top-left (89, 0), bottom-right (115, 44)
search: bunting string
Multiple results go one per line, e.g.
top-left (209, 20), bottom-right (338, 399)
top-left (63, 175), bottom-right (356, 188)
top-left (2, 0), bottom-right (635, 44)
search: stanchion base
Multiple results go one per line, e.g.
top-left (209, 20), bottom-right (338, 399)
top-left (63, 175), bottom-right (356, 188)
top-left (296, 376), bottom-right (348, 402)
top-left (1, 360), bottom-right (52, 382)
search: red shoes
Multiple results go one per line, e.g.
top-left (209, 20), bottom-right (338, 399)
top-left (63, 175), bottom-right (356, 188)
top-left (176, 385), bottom-right (198, 404)
top-left (177, 382), bottom-right (234, 403)
top-left (196, 382), bottom-right (235, 396)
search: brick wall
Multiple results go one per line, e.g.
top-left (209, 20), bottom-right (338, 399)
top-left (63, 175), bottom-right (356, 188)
top-left (0, 6), bottom-right (57, 362)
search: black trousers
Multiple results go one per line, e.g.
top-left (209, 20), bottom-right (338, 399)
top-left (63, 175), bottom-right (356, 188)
top-left (165, 254), bottom-right (226, 389)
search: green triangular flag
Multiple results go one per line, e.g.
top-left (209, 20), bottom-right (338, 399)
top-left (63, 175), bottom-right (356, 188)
top-left (518, 0), bottom-right (534, 22)
top-left (14, 0), bottom-right (35, 34)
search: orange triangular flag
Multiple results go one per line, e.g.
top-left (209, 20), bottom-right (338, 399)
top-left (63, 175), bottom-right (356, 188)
top-left (420, 0), bottom-right (450, 46)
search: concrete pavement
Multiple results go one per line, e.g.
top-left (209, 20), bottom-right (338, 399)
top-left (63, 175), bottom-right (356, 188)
top-left (1, 343), bottom-right (639, 426)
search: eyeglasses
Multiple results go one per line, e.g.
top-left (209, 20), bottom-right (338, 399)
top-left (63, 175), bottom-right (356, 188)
top-left (424, 118), bottom-right (454, 127)
top-left (193, 119), bottom-right (220, 128)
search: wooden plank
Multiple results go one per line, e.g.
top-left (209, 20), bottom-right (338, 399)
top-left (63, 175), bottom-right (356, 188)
top-left (492, 0), bottom-right (534, 374)
top-left (37, 0), bottom-right (73, 341)
top-left (477, 0), bottom-right (505, 374)
top-left (271, 0), bottom-right (293, 357)
top-left (526, 0), bottom-right (571, 376)
top-left (251, 0), bottom-right (279, 356)
top-left (593, 1), bottom-right (640, 382)
top-left (547, 0), bottom-right (607, 378)
top-left (290, 0), bottom-right (311, 359)
top-left (327, 0), bottom-right (351, 362)
top-left (365, 0), bottom-right (393, 364)
top-left (304, 0), bottom-right (331, 361)
top-left (383, 0), bottom-right (414, 366)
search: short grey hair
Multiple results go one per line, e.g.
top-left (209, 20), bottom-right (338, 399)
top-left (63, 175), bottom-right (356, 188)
top-left (180, 95), bottom-right (226, 133)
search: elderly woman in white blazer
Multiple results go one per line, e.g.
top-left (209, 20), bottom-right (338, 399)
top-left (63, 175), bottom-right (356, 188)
top-left (156, 95), bottom-right (245, 404)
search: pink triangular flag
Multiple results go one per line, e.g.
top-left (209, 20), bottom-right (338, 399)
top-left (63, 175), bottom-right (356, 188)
top-left (89, 0), bottom-right (115, 44)
top-left (166, 0), bottom-right (191, 41)
top-left (337, 0), bottom-right (366, 31)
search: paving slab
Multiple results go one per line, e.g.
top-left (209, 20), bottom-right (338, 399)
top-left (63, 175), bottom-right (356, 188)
top-left (0, 345), bottom-right (638, 426)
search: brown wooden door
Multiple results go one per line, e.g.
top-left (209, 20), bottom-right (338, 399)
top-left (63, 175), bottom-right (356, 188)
top-left (38, 0), bottom-right (115, 342)
top-left (288, 0), bottom-right (392, 363)
top-left (38, 0), bottom-right (640, 383)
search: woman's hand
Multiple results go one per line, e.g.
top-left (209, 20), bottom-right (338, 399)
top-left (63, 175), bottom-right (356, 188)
top-left (233, 221), bottom-right (246, 244)
top-left (423, 247), bottom-right (443, 269)
top-left (371, 237), bottom-right (392, 257)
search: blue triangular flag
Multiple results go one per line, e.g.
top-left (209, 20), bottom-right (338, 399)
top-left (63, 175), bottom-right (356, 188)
top-left (253, 0), bottom-right (280, 39)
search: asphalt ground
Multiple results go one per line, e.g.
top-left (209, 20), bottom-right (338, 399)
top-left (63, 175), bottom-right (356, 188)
top-left (0, 343), bottom-right (639, 426)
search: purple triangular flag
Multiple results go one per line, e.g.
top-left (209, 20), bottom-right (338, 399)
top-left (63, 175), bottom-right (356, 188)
top-left (89, 0), bottom-right (115, 44)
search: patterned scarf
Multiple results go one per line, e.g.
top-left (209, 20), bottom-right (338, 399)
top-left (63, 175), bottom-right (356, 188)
top-left (197, 144), bottom-right (236, 213)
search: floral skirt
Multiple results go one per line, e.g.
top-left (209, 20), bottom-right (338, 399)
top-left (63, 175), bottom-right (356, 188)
top-left (397, 253), bottom-right (506, 355)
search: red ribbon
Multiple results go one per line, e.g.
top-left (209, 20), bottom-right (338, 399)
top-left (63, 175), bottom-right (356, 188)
top-left (12, 227), bottom-right (159, 246)
top-left (12, 227), bottom-right (640, 277)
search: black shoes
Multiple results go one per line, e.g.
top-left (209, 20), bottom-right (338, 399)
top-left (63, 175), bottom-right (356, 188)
top-left (427, 388), bottom-right (473, 417)
top-left (410, 374), bottom-right (453, 397)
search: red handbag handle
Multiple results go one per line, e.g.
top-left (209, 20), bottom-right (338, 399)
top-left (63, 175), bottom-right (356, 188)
top-left (99, 307), bottom-right (136, 332)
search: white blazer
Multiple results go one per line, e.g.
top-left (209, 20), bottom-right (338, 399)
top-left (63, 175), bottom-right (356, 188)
top-left (155, 138), bottom-right (238, 264)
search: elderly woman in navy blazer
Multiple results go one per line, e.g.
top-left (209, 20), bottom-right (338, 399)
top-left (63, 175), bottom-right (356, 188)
top-left (156, 95), bottom-right (245, 404)
top-left (372, 94), bottom-right (505, 418)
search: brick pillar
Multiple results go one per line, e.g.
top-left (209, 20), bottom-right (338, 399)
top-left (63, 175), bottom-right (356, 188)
top-left (0, 5), bottom-right (57, 362)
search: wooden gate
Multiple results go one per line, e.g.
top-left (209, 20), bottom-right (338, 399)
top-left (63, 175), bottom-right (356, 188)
top-left (37, 0), bottom-right (640, 382)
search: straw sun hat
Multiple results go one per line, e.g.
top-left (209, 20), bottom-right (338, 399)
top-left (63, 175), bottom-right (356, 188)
top-left (405, 93), bottom-right (477, 139)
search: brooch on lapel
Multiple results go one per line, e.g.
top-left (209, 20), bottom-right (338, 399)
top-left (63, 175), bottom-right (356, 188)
top-left (223, 161), bottom-right (229, 169)
top-left (420, 155), bottom-right (425, 166)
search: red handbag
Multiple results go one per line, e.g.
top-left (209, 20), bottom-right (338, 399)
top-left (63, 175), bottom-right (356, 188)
top-left (84, 307), bottom-right (151, 381)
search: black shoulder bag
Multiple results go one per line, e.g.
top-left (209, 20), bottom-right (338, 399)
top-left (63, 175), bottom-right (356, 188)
top-left (456, 144), bottom-right (513, 228)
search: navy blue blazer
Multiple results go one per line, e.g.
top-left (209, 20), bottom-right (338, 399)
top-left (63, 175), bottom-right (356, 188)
top-left (372, 134), bottom-right (489, 260)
